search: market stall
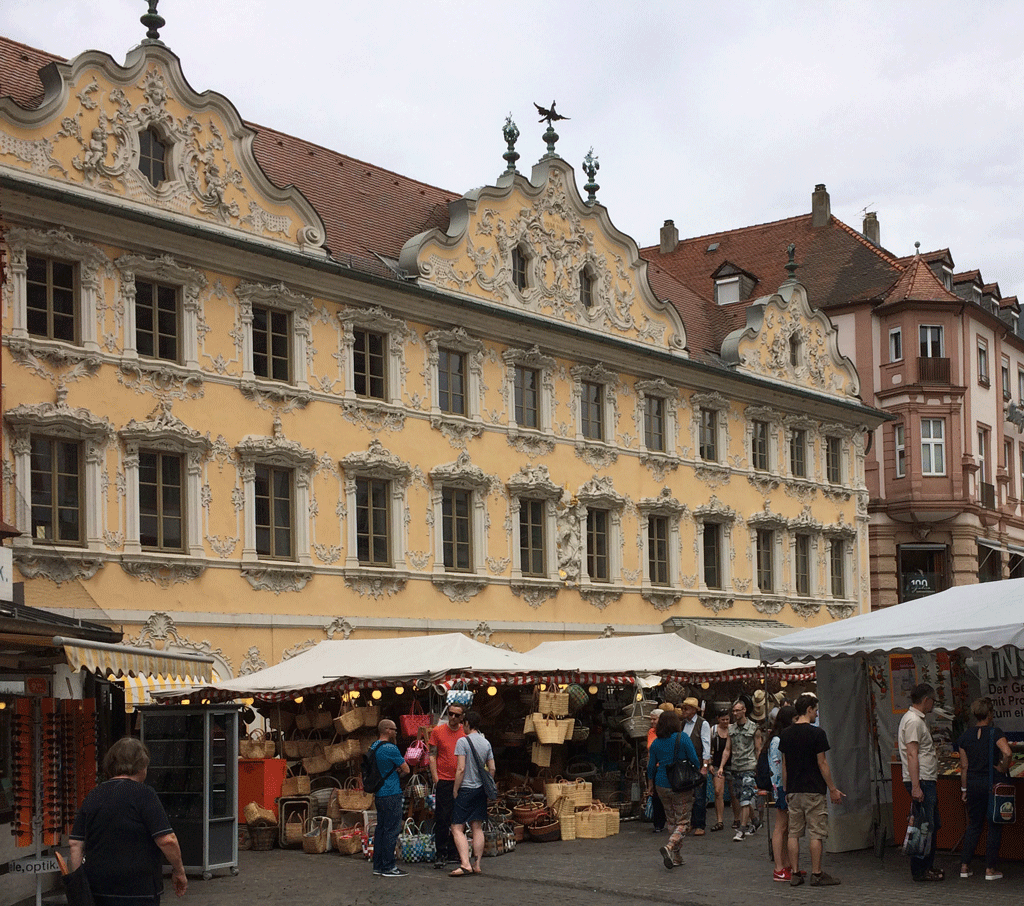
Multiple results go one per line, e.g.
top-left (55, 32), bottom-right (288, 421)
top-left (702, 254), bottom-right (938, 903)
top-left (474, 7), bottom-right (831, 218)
top-left (761, 577), bottom-right (1024, 855)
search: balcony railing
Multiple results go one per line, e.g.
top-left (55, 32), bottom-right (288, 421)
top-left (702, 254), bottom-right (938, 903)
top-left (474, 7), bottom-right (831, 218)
top-left (981, 482), bottom-right (996, 509)
top-left (917, 356), bottom-right (951, 383)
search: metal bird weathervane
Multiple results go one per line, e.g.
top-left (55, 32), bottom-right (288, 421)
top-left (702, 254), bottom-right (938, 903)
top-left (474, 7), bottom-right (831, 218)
top-left (534, 101), bottom-right (569, 157)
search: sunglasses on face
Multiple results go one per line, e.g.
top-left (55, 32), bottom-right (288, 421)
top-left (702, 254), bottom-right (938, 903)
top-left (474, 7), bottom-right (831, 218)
top-left (449, 713), bottom-right (464, 721)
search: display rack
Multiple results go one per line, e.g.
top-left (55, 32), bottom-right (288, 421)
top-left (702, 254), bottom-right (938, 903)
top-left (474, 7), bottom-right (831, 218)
top-left (138, 705), bottom-right (239, 879)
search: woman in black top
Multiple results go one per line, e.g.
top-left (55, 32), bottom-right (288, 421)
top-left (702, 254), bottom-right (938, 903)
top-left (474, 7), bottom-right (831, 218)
top-left (708, 708), bottom-right (731, 831)
top-left (956, 698), bottom-right (1012, 881)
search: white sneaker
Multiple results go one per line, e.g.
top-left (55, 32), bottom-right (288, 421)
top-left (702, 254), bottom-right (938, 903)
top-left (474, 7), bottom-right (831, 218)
top-left (733, 829), bottom-right (745, 842)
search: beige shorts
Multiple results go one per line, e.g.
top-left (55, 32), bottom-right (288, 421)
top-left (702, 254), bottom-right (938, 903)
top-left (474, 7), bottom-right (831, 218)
top-left (786, 792), bottom-right (828, 841)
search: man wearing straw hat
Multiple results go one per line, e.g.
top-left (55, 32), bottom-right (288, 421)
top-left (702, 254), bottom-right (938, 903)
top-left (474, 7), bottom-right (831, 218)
top-left (680, 697), bottom-right (711, 835)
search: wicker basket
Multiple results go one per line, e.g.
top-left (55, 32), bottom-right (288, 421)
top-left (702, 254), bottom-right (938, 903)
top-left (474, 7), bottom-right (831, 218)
top-left (558, 812), bottom-right (576, 841)
top-left (309, 776), bottom-right (341, 817)
top-left (527, 818), bottom-right (561, 842)
top-left (550, 795), bottom-right (575, 819)
top-left (538, 690), bottom-right (569, 717)
top-left (571, 725), bottom-right (590, 742)
top-left (334, 702), bottom-right (363, 735)
top-left (576, 806), bottom-right (607, 839)
top-left (281, 767), bottom-right (311, 797)
top-left (248, 824), bottom-right (276, 851)
top-left (512, 804), bottom-right (548, 826)
top-left (283, 813), bottom-right (306, 847)
top-left (534, 715), bottom-right (567, 745)
top-left (531, 743), bottom-right (552, 766)
top-left (324, 736), bottom-right (359, 765)
top-left (335, 779), bottom-right (375, 811)
top-left (243, 801), bottom-right (276, 825)
top-left (240, 729), bottom-right (277, 759)
top-left (302, 816), bottom-right (332, 854)
top-left (302, 749), bottom-right (331, 776)
top-left (361, 704), bottom-right (381, 728)
top-left (331, 826), bottom-right (364, 855)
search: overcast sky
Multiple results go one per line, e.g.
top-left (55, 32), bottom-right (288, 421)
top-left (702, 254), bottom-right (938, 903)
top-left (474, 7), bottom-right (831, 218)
top-left (6, 1), bottom-right (1024, 296)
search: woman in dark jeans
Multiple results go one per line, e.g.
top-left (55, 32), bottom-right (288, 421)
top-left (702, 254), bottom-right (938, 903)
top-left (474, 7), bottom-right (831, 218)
top-left (956, 698), bottom-right (1012, 881)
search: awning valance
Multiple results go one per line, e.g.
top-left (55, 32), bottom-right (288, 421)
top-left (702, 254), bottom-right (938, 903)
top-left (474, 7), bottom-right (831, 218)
top-left (121, 673), bottom-right (218, 711)
top-left (54, 636), bottom-right (215, 679)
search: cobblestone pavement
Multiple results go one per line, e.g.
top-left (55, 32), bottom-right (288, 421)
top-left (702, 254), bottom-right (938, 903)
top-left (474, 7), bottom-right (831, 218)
top-left (170, 819), bottom-right (1021, 906)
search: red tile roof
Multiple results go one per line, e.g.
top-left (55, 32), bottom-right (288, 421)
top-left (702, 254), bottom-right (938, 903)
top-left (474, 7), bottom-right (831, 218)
top-left (877, 254), bottom-right (962, 308)
top-left (0, 36), bottom-right (61, 108)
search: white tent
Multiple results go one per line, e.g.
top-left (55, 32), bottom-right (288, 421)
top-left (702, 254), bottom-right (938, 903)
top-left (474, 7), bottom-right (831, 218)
top-left (760, 577), bottom-right (1024, 661)
top-left (161, 633), bottom-right (548, 703)
top-left (528, 633), bottom-right (812, 681)
top-left (759, 578), bottom-right (1024, 854)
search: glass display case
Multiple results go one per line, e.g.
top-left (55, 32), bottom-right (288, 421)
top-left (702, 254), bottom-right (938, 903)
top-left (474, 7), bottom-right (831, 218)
top-left (138, 705), bottom-right (239, 879)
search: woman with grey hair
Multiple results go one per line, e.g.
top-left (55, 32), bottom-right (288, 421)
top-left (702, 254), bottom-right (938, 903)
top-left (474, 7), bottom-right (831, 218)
top-left (70, 737), bottom-right (188, 905)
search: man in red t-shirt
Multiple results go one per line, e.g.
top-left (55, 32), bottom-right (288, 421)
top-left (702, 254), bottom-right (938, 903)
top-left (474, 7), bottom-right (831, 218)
top-left (429, 705), bottom-right (466, 868)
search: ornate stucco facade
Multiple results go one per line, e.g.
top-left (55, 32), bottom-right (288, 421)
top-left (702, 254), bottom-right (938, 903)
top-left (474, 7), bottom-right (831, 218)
top-left (0, 35), bottom-right (886, 678)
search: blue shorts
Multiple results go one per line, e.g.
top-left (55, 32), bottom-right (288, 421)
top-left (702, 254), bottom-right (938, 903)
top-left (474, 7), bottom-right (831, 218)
top-left (451, 785), bottom-right (487, 826)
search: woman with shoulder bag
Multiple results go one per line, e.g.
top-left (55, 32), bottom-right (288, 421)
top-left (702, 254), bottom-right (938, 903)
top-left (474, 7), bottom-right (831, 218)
top-left (956, 698), bottom-right (1012, 881)
top-left (646, 710), bottom-right (700, 870)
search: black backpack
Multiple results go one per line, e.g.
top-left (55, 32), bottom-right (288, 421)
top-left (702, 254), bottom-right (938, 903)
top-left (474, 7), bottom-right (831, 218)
top-left (755, 742), bottom-right (772, 792)
top-left (361, 741), bottom-right (398, 794)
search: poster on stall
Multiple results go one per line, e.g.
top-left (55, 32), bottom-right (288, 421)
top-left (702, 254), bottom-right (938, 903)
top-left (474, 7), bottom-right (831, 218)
top-left (977, 646), bottom-right (1024, 734)
top-left (890, 653), bottom-right (917, 714)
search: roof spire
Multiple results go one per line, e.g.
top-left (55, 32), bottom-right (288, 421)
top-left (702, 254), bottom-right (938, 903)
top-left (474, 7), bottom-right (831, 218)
top-left (582, 148), bottom-right (600, 205)
top-left (784, 242), bottom-right (799, 282)
top-left (502, 115), bottom-right (520, 176)
top-left (914, 241), bottom-right (921, 256)
top-left (141, 0), bottom-right (166, 45)
top-left (533, 101), bottom-right (569, 158)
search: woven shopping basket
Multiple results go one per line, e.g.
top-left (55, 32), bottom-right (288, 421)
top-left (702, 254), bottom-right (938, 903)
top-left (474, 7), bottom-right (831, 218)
top-left (281, 765), bottom-right (311, 797)
top-left (302, 816), bottom-right (332, 854)
top-left (283, 812), bottom-right (306, 847)
top-left (558, 811), bottom-right (577, 841)
top-left (324, 735), bottom-right (359, 766)
top-left (576, 806), bottom-right (607, 839)
top-left (336, 777), bottom-right (375, 811)
top-left (537, 689), bottom-right (569, 717)
top-left (248, 824), bottom-right (276, 851)
top-left (334, 700), bottom-right (364, 735)
top-left (240, 728), bottom-right (277, 759)
top-left (534, 715), bottom-right (566, 745)
top-left (331, 825), bottom-right (364, 855)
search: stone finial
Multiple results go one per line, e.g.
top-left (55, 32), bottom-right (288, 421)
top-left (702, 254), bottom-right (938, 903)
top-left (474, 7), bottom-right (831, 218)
top-left (141, 0), bottom-right (166, 44)
top-left (784, 243), bottom-right (799, 281)
top-left (914, 241), bottom-right (921, 255)
top-left (502, 115), bottom-right (520, 175)
top-left (582, 148), bottom-right (600, 205)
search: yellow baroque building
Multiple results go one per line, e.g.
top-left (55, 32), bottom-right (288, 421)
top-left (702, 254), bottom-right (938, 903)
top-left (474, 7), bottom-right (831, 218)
top-left (0, 33), bottom-right (887, 677)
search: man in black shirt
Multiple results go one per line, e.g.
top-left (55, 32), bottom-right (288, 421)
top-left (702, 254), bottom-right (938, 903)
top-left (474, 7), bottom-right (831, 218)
top-left (779, 693), bottom-right (844, 887)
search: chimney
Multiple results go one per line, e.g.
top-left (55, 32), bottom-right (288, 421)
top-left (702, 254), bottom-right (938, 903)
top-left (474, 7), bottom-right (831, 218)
top-left (811, 184), bottom-right (830, 228)
top-left (862, 211), bottom-right (880, 245)
top-left (660, 219), bottom-right (679, 255)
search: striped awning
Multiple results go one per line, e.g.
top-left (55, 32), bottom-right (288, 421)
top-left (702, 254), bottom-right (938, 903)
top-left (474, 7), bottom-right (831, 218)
top-left (56, 636), bottom-right (215, 680)
top-left (121, 673), bottom-right (220, 711)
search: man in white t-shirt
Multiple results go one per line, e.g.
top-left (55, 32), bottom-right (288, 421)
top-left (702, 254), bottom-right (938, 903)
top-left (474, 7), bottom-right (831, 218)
top-left (897, 683), bottom-right (942, 883)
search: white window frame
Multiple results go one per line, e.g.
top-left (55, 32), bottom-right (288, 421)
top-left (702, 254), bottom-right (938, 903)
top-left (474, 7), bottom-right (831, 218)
top-left (117, 254), bottom-right (206, 370)
top-left (426, 326), bottom-right (485, 424)
top-left (338, 306), bottom-right (408, 406)
top-left (715, 276), bottom-right (740, 305)
top-left (792, 532), bottom-right (814, 597)
top-left (340, 440), bottom-right (412, 571)
top-left (119, 409), bottom-right (210, 558)
top-left (888, 327), bottom-right (903, 363)
top-left (571, 363), bottom-right (618, 446)
top-left (1019, 367), bottom-right (1024, 404)
top-left (504, 346), bottom-right (556, 436)
top-left (824, 435), bottom-right (844, 485)
top-left (921, 418), bottom-right (946, 476)
top-left (637, 490), bottom-right (685, 591)
top-left (6, 227), bottom-right (107, 353)
top-left (829, 537), bottom-right (847, 599)
top-left (977, 426), bottom-right (989, 486)
top-left (692, 392), bottom-right (730, 467)
top-left (236, 282), bottom-right (314, 391)
top-left (894, 424), bottom-right (906, 478)
top-left (1001, 358), bottom-right (1011, 401)
top-left (637, 378), bottom-right (678, 458)
top-left (977, 338), bottom-right (990, 385)
top-left (919, 325), bottom-right (944, 358)
top-left (429, 454), bottom-right (491, 577)
top-left (576, 477), bottom-right (625, 587)
top-left (236, 425), bottom-right (316, 565)
top-left (746, 407), bottom-right (781, 474)
top-left (507, 465), bottom-right (562, 582)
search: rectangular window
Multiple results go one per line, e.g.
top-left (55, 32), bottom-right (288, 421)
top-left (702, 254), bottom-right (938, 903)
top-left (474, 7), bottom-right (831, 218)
top-left (756, 529), bottom-right (774, 592)
top-left (826, 437), bottom-right (842, 484)
top-left (894, 424), bottom-right (906, 478)
top-left (751, 420), bottom-right (769, 471)
top-left (977, 341), bottom-right (989, 385)
top-left (921, 418), bottom-right (945, 476)
top-left (919, 325), bottom-right (943, 358)
top-left (586, 509), bottom-right (609, 582)
top-left (254, 465), bottom-right (292, 558)
top-left (442, 487), bottom-right (472, 571)
top-left (645, 396), bottom-right (666, 452)
top-left (794, 534), bottom-right (810, 596)
top-left (580, 381), bottom-right (604, 440)
top-left (514, 365), bottom-right (539, 428)
top-left (790, 429), bottom-right (806, 478)
top-left (519, 498), bottom-right (546, 577)
top-left (135, 280), bottom-right (179, 362)
top-left (977, 428), bottom-right (990, 487)
top-left (139, 450), bottom-right (183, 551)
top-left (355, 477), bottom-right (390, 566)
top-left (648, 516), bottom-right (669, 586)
top-left (437, 348), bottom-right (466, 415)
top-left (1004, 440), bottom-right (1014, 499)
top-left (1002, 361), bottom-right (1011, 401)
top-left (252, 305), bottom-right (291, 382)
top-left (26, 255), bottom-right (76, 343)
top-left (352, 328), bottom-right (387, 399)
top-left (888, 328), bottom-right (902, 362)
top-left (702, 522), bottom-right (721, 590)
top-left (699, 408), bottom-right (718, 462)
top-left (830, 539), bottom-right (845, 598)
top-left (1019, 369), bottom-right (1024, 403)
top-left (29, 437), bottom-right (81, 543)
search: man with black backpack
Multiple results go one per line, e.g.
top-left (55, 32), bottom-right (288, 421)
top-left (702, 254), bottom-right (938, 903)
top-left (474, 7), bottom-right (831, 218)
top-left (365, 719), bottom-right (409, 878)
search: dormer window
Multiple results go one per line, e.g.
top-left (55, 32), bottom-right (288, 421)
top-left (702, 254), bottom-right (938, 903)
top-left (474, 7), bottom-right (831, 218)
top-left (511, 246), bottom-right (528, 292)
top-left (942, 267), bottom-right (953, 291)
top-left (715, 276), bottom-right (740, 305)
top-left (580, 268), bottom-right (594, 309)
top-left (789, 333), bottom-right (802, 367)
top-left (138, 128), bottom-right (167, 187)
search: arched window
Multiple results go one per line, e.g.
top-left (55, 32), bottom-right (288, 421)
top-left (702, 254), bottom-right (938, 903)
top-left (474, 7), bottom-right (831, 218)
top-left (138, 128), bottom-right (167, 187)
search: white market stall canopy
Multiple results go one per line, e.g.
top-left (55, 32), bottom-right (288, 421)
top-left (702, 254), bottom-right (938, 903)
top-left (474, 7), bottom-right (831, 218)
top-left (760, 577), bottom-right (1024, 662)
top-left (159, 633), bottom-right (550, 703)
top-left (528, 633), bottom-right (814, 682)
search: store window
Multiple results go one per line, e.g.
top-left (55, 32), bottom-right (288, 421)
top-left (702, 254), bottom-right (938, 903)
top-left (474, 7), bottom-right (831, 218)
top-left (899, 545), bottom-right (947, 601)
top-left (0, 694), bottom-right (12, 822)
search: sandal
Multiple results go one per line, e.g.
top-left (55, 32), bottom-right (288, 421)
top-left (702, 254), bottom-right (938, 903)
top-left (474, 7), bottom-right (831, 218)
top-left (913, 869), bottom-right (944, 882)
top-left (710, 822), bottom-right (724, 832)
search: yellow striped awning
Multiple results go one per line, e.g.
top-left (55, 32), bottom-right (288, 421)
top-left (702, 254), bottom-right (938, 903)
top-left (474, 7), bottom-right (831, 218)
top-left (56, 636), bottom-right (215, 680)
top-left (121, 673), bottom-right (221, 711)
